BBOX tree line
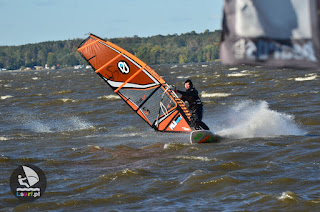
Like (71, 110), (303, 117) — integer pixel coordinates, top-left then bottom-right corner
(0, 29), (221, 70)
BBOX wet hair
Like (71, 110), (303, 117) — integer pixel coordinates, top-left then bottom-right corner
(184, 79), (193, 87)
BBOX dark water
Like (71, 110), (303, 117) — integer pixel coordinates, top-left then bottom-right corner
(0, 63), (319, 211)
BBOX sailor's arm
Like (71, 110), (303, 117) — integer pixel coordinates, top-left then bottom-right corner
(176, 89), (198, 97)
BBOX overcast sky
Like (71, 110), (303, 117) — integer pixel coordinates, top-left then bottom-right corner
(0, 0), (223, 46)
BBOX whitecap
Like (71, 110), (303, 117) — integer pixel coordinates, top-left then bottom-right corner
(98, 95), (121, 100)
(227, 72), (251, 77)
(180, 170), (203, 184)
(122, 168), (138, 175)
(88, 145), (102, 150)
(58, 98), (77, 103)
(177, 75), (190, 79)
(0, 136), (9, 141)
(16, 87), (29, 90)
(201, 92), (231, 98)
(110, 132), (144, 138)
(229, 67), (238, 71)
(277, 191), (299, 201)
(53, 75), (63, 78)
(295, 73), (317, 81)
(163, 143), (189, 149)
(1, 95), (13, 100)
(163, 143), (171, 149)
(176, 156), (218, 162)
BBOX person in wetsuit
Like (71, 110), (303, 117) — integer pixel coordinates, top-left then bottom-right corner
(176, 79), (210, 130)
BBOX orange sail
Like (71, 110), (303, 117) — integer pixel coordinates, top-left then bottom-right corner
(78, 34), (192, 133)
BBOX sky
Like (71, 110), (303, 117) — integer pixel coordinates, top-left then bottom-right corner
(0, 0), (223, 46)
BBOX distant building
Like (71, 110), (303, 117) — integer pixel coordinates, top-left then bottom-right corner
(74, 65), (84, 69)
(34, 66), (44, 70)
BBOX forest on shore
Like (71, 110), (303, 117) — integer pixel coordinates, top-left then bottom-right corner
(0, 29), (221, 70)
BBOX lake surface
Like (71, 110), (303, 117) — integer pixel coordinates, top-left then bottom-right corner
(0, 62), (319, 211)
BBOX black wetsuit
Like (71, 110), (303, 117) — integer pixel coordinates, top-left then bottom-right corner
(177, 87), (210, 130)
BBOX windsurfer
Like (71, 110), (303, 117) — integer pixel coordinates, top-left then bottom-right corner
(176, 79), (210, 130)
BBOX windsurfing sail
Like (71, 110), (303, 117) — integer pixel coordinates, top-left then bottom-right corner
(220, 0), (320, 69)
(77, 34), (192, 133)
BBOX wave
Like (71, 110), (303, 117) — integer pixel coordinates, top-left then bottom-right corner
(1, 95), (13, 100)
(15, 87), (29, 90)
(176, 156), (218, 162)
(98, 95), (121, 100)
(200, 176), (242, 185)
(177, 75), (191, 79)
(108, 132), (145, 138)
(11, 111), (94, 133)
(201, 92), (231, 98)
(58, 98), (77, 103)
(163, 143), (190, 150)
(277, 191), (299, 201)
(51, 90), (74, 95)
(294, 73), (318, 81)
(227, 70), (253, 77)
(0, 136), (9, 141)
(229, 67), (238, 71)
(227, 73), (251, 77)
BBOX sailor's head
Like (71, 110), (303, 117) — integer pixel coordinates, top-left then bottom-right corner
(184, 79), (193, 90)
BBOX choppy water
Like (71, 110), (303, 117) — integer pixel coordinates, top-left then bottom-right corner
(0, 63), (319, 211)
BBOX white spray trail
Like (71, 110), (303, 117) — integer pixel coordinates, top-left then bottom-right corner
(209, 100), (305, 138)
(12, 110), (93, 133)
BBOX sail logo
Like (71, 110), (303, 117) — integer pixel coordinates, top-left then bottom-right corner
(118, 61), (130, 74)
(169, 116), (182, 130)
(10, 164), (47, 202)
(142, 106), (150, 115)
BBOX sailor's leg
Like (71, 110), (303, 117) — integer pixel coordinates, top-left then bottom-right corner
(198, 120), (210, 130)
(192, 108), (202, 130)
(196, 106), (209, 130)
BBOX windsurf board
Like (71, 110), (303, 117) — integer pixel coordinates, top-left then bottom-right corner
(190, 130), (221, 144)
